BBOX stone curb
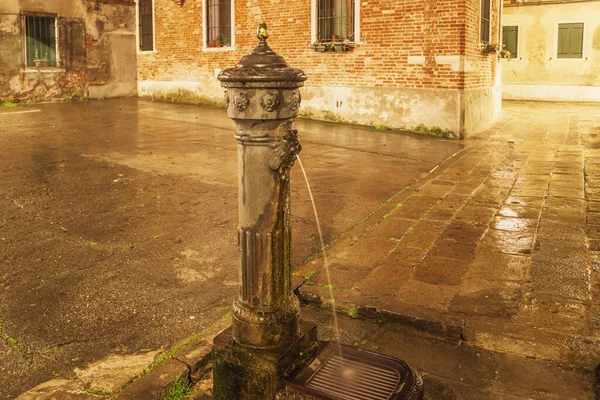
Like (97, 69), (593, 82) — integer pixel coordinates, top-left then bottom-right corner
(297, 285), (600, 372)
(295, 285), (465, 340)
(113, 341), (214, 399)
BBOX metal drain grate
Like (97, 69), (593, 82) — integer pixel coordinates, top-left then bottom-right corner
(306, 354), (400, 400)
(291, 342), (424, 400)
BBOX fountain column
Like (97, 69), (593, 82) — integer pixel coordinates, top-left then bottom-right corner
(212, 23), (318, 399)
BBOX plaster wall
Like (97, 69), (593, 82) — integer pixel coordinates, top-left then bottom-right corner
(138, 79), (462, 137)
(0, 0), (136, 102)
(502, 0), (600, 101)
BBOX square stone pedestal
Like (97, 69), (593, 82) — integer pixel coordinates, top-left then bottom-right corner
(212, 321), (318, 400)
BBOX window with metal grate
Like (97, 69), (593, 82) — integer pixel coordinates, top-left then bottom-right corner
(206, 0), (232, 48)
(139, 0), (154, 51)
(316, 0), (356, 42)
(25, 15), (57, 67)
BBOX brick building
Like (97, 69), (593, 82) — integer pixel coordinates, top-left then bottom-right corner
(137, 0), (503, 138)
(501, 0), (600, 102)
(0, 0), (503, 138)
(0, 0), (137, 102)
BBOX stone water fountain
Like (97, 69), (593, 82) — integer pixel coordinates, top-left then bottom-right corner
(213, 22), (424, 400)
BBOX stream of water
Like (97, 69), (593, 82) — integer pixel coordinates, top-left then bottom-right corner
(296, 155), (342, 345)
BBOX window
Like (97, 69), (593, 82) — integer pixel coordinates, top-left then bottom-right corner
(138, 0), (154, 51)
(557, 23), (583, 59)
(502, 25), (518, 58)
(205, 0), (232, 48)
(25, 15), (57, 67)
(480, 0), (491, 43)
(316, 0), (356, 42)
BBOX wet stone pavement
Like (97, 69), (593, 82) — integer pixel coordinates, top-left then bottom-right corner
(1, 99), (599, 399)
(0, 98), (461, 399)
(295, 101), (600, 398)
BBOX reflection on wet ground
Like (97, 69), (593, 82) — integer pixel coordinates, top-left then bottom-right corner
(295, 101), (600, 397)
(0, 98), (463, 398)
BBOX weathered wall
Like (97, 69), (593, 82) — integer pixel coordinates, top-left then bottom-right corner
(0, 0), (136, 102)
(85, 1), (137, 99)
(138, 0), (501, 138)
(502, 0), (600, 101)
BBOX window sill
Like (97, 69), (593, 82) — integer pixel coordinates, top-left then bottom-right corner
(21, 67), (66, 74)
(203, 46), (236, 52)
(310, 43), (355, 52)
(552, 57), (587, 62)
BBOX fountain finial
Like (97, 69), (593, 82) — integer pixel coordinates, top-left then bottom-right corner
(257, 21), (269, 43)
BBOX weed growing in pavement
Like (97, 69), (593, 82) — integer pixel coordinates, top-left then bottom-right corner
(375, 125), (389, 131)
(348, 306), (359, 319)
(0, 324), (31, 358)
(413, 124), (456, 139)
(162, 375), (191, 400)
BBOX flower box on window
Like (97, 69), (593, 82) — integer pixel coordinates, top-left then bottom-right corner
(312, 43), (329, 52)
(312, 41), (350, 53)
(480, 42), (500, 54)
(332, 43), (349, 52)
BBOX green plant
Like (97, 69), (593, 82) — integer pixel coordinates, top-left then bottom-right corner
(375, 125), (389, 131)
(498, 44), (511, 60)
(413, 124), (456, 139)
(348, 306), (358, 319)
(323, 284), (340, 290)
(216, 34), (230, 46)
(162, 375), (191, 400)
(0, 101), (18, 107)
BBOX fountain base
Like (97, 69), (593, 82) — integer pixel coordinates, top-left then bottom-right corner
(212, 321), (319, 400)
(288, 342), (424, 400)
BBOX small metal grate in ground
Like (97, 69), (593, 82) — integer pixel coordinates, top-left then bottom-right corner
(305, 354), (401, 400)
(291, 342), (423, 400)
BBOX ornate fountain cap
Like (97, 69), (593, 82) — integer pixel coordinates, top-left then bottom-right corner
(218, 22), (307, 85)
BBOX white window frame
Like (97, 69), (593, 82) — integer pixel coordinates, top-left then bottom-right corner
(311, 0), (360, 44)
(479, 0), (492, 44)
(202, 0), (235, 52)
(501, 24), (520, 60)
(23, 13), (61, 69)
(136, 0), (156, 54)
(554, 21), (585, 62)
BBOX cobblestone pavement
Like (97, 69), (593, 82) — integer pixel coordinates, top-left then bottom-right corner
(294, 101), (600, 397)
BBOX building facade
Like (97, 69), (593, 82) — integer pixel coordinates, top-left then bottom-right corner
(502, 0), (600, 102)
(137, 0), (503, 138)
(0, 0), (137, 102)
(0, 0), (504, 138)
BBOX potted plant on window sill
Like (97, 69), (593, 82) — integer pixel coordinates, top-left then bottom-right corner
(312, 42), (329, 52)
(332, 42), (349, 52)
(480, 42), (500, 54)
(33, 49), (49, 68)
(216, 34), (230, 47)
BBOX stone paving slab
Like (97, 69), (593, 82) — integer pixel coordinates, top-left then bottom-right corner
(295, 101), (600, 375)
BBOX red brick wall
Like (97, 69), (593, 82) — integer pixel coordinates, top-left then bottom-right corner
(464, 0), (501, 89)
(138, 0), (500, 91)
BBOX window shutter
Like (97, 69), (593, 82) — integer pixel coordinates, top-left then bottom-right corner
(557, 24), (570, 58)
(569, 23), (583, 58)
(502, 25), (518, 58)
(557, 23), (583, 59)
